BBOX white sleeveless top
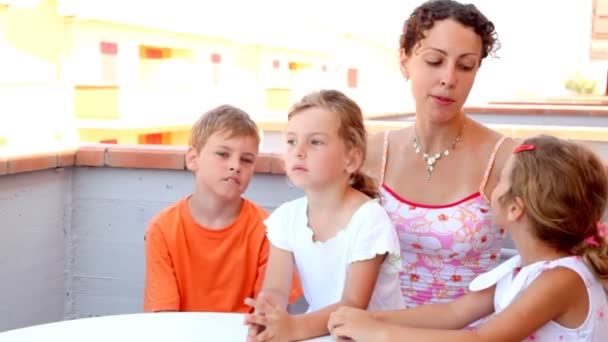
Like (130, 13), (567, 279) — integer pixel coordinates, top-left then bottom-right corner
(470, 255), (608, 341)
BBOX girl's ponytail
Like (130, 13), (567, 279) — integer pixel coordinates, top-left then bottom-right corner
(582, 223), (608, 280)
(351, 171), (379, 199)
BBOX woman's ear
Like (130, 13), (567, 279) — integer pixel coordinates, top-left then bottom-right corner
(399, 48), (410, 80)
(186, 146), (199, 171)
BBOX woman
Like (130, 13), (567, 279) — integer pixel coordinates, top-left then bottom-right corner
(364, 0), (517, 308)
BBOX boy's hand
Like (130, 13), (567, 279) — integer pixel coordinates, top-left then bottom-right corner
(328, 307), (384, 342)
(244, 293), (293, 342)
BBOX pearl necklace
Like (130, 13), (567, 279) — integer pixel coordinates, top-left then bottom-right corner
(413, 123), (465, 180)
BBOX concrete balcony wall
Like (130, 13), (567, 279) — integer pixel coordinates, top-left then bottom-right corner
(0, 169), (72, 332)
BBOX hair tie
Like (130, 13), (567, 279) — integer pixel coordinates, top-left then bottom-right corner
(597, 221), (607, 237)
(584, 235), (601, 248)
(513, 144), (535, 154)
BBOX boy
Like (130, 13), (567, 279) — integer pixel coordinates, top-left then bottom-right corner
(144, 105), (301, 312)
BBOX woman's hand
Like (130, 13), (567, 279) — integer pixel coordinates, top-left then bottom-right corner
(328, 307), (386, 342)
(244, 293), (294, 342)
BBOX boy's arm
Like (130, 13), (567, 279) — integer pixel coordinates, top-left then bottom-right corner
(287, 254), (385, 340)
(143, 224), (180, 312)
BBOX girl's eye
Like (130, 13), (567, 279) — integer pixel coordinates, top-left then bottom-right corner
(311, 139), (324, 146)
(241, 158), (254, 164)
(286, 139), (296, 146)
(426, 60), (441, 66)
(216, 152), (229, 158)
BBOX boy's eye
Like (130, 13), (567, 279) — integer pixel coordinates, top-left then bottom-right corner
(311, 139), (324, 146)
(216, 152), (229, 158)
(286, 139), (296, 146)
(241, 157), (254, 164)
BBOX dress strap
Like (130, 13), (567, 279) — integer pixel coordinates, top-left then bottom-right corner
(379, 131), (390, 186)
(479, 136), (508, 201)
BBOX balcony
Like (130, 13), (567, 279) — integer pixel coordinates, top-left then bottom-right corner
(1, 120), (607, 333)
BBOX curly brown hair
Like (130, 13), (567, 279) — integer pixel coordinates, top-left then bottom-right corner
(400, 0), (499, 62)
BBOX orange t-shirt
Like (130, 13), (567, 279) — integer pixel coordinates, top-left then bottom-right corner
(144, 196), (301, 312)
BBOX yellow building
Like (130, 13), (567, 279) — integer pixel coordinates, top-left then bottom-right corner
(0, 0), (403, 148)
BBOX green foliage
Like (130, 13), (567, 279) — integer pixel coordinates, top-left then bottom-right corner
(564, 73), (598, 95)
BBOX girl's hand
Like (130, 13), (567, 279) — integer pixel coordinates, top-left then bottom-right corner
(328, 307), (384, 342)
(245, 293), (293, 342)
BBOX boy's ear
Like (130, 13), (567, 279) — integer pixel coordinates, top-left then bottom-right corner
(186, 146), (199, 171)
(344, 147), (363, 174)
(507, 196), (526, 222)
(399, 48), (410, 80)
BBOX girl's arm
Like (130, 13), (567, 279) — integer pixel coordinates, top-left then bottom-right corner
(286, 254), (385, 340)
(332, 266), (585, 342)
(256, 244), (295, 308)
(372, 284), (495, 329)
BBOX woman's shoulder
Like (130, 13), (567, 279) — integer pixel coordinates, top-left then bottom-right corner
(363, 130), (388, 177)
(363, 128), (409, 180)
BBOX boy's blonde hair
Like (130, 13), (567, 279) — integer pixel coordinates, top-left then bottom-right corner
(189, 105), (260, 152)
(287, 90), (378, 198)
(501, 135), (608, 279)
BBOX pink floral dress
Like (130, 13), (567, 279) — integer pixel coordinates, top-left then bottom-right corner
(379, 131), (508, 307)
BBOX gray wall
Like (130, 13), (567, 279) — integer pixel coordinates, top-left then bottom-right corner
(0, 169), (71, 331)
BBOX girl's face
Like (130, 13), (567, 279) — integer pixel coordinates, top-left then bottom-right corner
(283, 107), (358, 191)
(490, 155), (515, 229)
(401, 19), (482, 124)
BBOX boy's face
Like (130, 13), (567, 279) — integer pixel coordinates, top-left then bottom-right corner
(186, 130), (258, 202)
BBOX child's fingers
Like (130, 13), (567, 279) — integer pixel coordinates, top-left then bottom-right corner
(244, 297), (257, 309)
(244, 313), (268, 327)
(327, 311), (344, 332)
(254, 328), (275, 342)
(331, 326), (353, 341)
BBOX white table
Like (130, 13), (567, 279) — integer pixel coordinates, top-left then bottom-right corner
(0, 312), (333, 341)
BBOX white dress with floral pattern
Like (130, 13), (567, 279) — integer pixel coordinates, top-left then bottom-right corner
(470, 255), (608, 341)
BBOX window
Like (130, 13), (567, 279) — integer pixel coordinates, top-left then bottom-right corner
(591, 0), (608, 59)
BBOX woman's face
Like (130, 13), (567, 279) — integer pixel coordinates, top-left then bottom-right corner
(401, 18), (482, 124)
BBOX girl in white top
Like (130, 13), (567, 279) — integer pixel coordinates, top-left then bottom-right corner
(244, 90), (404, 341)
(328, 135), (608, 342)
